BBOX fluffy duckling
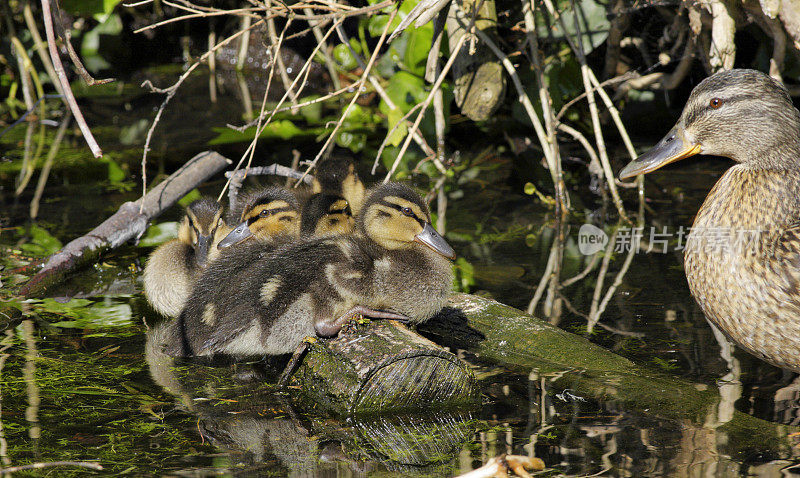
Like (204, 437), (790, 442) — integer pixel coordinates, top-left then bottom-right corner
(312, 157), (366, 215)
(143, 198), (226, 318)
(174, 182), (455, 357)
(299, 193), (354, 237)
(217, 186), (301, 249)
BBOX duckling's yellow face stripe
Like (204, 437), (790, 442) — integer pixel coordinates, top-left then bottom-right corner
(363, 197), (428, 249)
(314, 198), (354, 236)
(245, 200), (300, 239)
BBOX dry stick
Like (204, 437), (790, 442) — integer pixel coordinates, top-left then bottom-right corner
(239, 17), (294, 187)
(50, 0), (115, 86)
(232, 84), (352, 131)
(372, 102), (425, 173)
(19, 151), (230, 297)
(333, 24), (439, 169)
(299, 8), (398, 184)
(133, 8), (264, 33)
(544, 0), (628, 221)
(560, 250), (600, 287)
(31, 112), (72, 220)
(266, 0), (298, 107)
(554, 72), (633, 122)
(454, 14), (557, 185)
(588, 226), (617, 320)
(527, 238), (557, 314)
(0, 462), (103, 473)
(40, 0), (103, 158)
(140, 20), (265, 211)
(218, 17), (343, 200)
(522, 0), (566, 212)
(236, 14), (252, 71)
(587, 231), (637, 333)
(0, 331), (14, 467)
(22, 3), (65, 98)
(304, 7), (341, 91)
(208, 28), (217, 103)
(382, 31), (466, 183)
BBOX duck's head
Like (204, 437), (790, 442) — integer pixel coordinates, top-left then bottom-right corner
(300, 193), (354, 237)
(312, 157), (366, 214)
(620, 69), (800, 179)
(178, 198), (225, 266)
(359, 182), (456, 260)
(218, 187), (300, 249)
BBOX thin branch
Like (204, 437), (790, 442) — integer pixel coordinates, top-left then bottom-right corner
(40, 0), (103, 157)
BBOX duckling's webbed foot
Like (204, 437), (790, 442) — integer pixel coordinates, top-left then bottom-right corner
(314, 306), (410, 337)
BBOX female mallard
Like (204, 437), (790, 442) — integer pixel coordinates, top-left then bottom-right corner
(173, 182), (455, 357)
(143, 198), (227, 317)
(619, 69), (800, 371)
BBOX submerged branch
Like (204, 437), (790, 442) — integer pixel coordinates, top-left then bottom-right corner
(19, 151), (230, 297)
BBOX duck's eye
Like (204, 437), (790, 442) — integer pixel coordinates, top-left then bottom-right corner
(401, 207), (414, 217)
(709, 98), (722, 109)
(259, 209), (271, 217)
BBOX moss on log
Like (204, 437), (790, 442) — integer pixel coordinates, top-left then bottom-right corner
(416, 293), (800, 456)
(294, 320), (478, 416)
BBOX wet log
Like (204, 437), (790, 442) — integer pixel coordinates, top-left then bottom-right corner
(19, 151), (230, 297)
(446, 0), (506, 121)
(293, 320), (478, 416)
(418, 294), (800, 454)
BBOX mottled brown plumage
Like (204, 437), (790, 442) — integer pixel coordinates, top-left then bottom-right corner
(143, 198), (227, 317)
(619, 69), (800, 371)
(172, 182), (455, 357)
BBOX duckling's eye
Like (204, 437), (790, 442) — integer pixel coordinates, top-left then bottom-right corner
(401, 207), (414, 217)
(709, 98), (722, 109)
(259, 209), (271, 217)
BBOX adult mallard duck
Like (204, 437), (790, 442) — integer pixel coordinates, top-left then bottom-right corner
(143, 198), (227, 317)
(172, 182), (456, 357)
(619, 68), (800, 371)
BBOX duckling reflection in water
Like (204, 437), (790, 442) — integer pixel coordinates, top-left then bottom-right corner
(619, 69), (800, 371)
(143, 198), (227, 318)
(173, 182), (455, 357)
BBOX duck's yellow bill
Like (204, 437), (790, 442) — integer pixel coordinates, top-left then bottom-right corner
(619, 126), (702, 179)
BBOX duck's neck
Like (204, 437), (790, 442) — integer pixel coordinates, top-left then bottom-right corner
(693, 164), (800, 232)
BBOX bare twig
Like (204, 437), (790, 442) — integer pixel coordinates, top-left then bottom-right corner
(299, 8), (398, 184)
(40, 0), (103, 157)
(50, 0), (115, 86)
(0, 462), (103, 473)
(31, 111), (72, 219)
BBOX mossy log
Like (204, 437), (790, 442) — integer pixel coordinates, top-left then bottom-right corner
(446, 0), (506, 121)
(293, 320), (478, 416)
(417, 294), (800, 456)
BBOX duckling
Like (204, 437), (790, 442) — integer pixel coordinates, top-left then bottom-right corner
(217, 186), (301, 249)
(174, 182), (455, 357)
(143, 198), (226, 318)
(312, 157), (366, 215)
(299, 193), (354, 237)
(619, 69), (800, 371)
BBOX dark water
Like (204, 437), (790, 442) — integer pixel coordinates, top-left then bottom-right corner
(2, 71), (800, 477)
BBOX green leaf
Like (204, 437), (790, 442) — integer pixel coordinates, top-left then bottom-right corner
(537, 0), (609, 53)
(18, 225), (63, 256)
(209, 120), (321, 145)
(332, 40), (361, 70)
(385, 108), (408, 147)
(178, 189), (203, 208)
(61, 0), (122, 16)
(402, 24), (433, 77)
(106, 157), (125, 183)
(139, 222), (179, 247)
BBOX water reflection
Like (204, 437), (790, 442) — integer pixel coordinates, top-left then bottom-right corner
(145, 320), (476, 475)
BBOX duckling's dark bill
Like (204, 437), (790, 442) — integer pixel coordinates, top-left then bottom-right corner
(619, 125), (702, 179)
(195, 234), (212, 266)
(415, 223), (456, 260)
(217, 221), (252, 249)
